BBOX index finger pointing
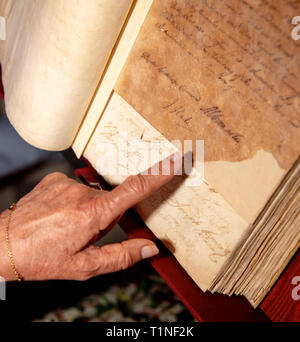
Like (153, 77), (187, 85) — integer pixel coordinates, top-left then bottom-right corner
(97, 152), (182, 226)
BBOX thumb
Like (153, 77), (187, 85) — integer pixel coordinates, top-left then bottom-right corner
(70, 239), (159, 280)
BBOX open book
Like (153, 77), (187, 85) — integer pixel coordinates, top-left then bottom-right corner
(1, 0), (299, 308)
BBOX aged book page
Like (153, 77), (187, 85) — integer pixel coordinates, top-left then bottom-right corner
(115, 0), (300, 223)
(0, 0), (133, 150)
(84, 92), (249, 291)
(210, 157), (300, 307)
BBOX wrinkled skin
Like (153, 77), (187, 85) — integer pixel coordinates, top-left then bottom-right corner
(0, 158), (178, 282)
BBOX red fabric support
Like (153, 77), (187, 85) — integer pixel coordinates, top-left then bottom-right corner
(261, 252), (300, 322)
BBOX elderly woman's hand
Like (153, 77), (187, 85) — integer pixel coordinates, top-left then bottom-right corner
(0, 159), (178, 281)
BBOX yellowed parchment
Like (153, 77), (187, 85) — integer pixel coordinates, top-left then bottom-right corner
(116, 0), (300, 222)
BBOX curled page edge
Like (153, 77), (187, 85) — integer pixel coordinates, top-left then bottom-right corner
(72, 0), (154, 158)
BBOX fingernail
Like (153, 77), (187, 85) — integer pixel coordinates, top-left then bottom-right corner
(141, 245), (159, 259)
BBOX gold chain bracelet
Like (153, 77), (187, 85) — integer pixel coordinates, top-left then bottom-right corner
(1, 203), (23, 281)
